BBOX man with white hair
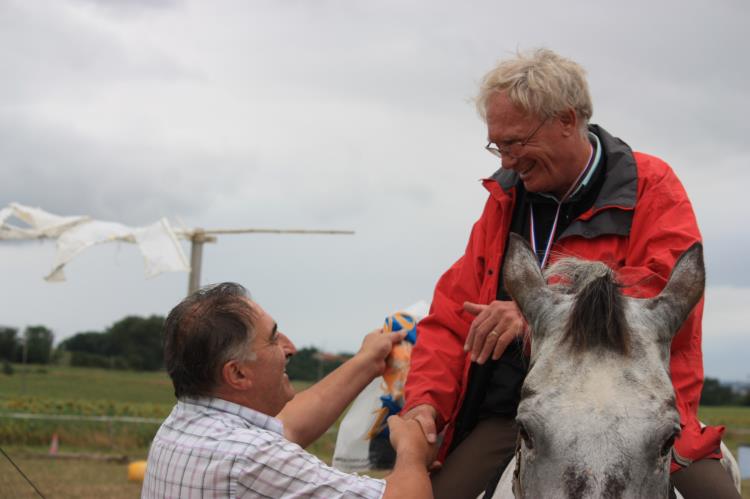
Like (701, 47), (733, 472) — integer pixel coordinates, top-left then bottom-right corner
(403, 49), (738, 498)
(143, 282), (434, 498)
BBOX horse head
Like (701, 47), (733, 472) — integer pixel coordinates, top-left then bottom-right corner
(502, 233), (704, 499)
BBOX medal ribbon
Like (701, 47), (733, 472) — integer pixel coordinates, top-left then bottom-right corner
(529, 144), (594, 268)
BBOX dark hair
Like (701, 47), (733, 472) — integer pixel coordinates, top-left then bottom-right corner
(163, 282), (257, 398)
(564, 266), (630, 356)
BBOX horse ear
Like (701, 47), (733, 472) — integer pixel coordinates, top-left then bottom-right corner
(645, 243), (705, 341)
(503, 233), (547, 319)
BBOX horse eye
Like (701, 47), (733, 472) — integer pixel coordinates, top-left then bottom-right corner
(519, 423), (534, 450)
(659, 431), (678, 458)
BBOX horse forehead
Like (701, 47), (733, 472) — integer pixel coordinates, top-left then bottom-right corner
(522, 354), (674, 416)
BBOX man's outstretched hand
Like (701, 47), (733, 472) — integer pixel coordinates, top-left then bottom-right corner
(355, 328), (407, 378)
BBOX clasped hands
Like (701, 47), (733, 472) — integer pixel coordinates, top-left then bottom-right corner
(463, 299), (527, 365)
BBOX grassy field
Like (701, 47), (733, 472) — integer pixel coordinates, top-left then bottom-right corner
(0, 365), (176, 404)
(1, 365), (748, 498)
(0, 366), (175, 451)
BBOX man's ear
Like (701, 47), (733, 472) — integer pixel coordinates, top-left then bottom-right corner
(221, 360), (253, 391)
(557, 107), (578, 137)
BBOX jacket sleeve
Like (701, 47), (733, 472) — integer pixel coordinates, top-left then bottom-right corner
(620, 154), (722, 471)
(403, 197), (495, 429)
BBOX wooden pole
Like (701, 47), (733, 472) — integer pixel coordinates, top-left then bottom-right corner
(188, 230), (205, 296)
(21, 331), (27, 395)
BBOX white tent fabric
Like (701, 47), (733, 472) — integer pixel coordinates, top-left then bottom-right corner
(1, 203), (190, 282)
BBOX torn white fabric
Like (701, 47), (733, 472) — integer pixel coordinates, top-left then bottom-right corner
(134, 219), (190, 279)
(0, 203), (190, 282)
(44, 220), (137, 282)
(0, 202), (89, 240)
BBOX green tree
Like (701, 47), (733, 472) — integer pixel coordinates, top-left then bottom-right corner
(59, 331), (109, 355)
(59, 330), (114, 367)
(0, 327), (18, 361)
(106, 315), (164, 370)
(286, 347), (349, 381)
(23, 325), (54, 364)
(60, 317), (164, 370)
(700, 377), (739, 406)
(286, 347), (320, 381)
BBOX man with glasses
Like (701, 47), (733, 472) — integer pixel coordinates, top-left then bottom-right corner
(402, 49), (738, 498)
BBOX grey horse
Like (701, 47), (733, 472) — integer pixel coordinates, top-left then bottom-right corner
(486, 234), (740, 499)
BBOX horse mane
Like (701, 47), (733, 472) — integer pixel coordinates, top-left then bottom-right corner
(544, 258), (631, 356)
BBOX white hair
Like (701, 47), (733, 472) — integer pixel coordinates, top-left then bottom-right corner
(476, 48), (593, 133)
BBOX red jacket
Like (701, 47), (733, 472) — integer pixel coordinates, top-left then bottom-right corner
(403, 126), (723, 471)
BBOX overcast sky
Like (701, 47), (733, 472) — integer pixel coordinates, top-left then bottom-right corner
(1, 0), (748, 381)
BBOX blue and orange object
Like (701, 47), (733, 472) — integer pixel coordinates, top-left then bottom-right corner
(367, 312), (417, 439)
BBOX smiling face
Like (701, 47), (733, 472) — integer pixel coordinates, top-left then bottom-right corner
(243, 300), (297, 415)
(485, 91), (588, 198)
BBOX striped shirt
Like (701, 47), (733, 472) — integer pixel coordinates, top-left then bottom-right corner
(142, 397), (385, 498)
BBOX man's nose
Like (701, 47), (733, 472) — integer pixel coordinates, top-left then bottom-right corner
(280, 333), (297, 356)
(501, 154), (520, 169)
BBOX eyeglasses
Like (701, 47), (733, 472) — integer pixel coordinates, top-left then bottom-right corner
(485, 117), (549, 160)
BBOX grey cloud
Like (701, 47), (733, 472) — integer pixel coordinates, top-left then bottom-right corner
(0, 116), (258, 225)
(71, 0), (183, 16)
(0, 1), (199, 103)
(703, 343), (750, 382)
(704, 240), (750, 288)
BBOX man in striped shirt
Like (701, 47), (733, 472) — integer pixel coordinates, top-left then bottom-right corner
(143, 282), (433, 498)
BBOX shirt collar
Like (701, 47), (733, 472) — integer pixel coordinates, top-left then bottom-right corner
(178, 397), (285, 436)
(575, 131), (602, 194)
